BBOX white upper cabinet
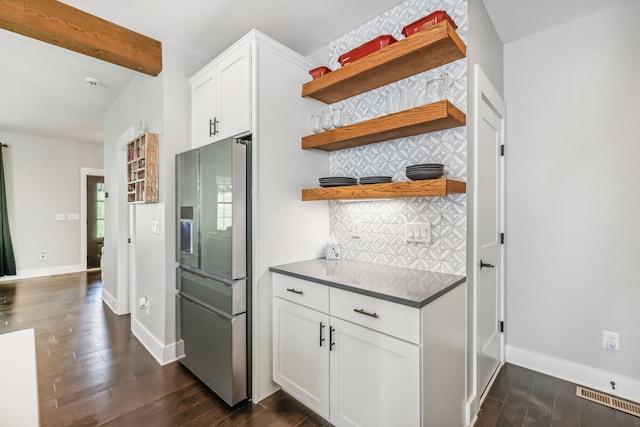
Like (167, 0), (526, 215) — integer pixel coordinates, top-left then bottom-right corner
(191, 43), (251, 147)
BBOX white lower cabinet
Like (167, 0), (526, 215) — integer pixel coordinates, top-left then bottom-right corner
(273, 298), (330, 418)
(272, 275), (421, 427)
(272, 273), (465, 427)
(329, 317), (420, 427)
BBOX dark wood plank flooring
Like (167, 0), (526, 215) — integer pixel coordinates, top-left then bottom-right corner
(0, 272), (330, 426)
(475, 363), (640, 427)
(1, 272), (638, 426)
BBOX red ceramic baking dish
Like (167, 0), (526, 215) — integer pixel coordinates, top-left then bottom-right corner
(401, 10), (458, 38)
(338, 35), (398, 66)
(309, 66), (332, 79)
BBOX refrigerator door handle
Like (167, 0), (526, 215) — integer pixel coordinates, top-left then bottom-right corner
(178, 293), (234, 322)
(179, 265), (245, 287)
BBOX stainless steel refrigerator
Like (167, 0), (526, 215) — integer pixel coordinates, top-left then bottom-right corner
(175, 135), (251, 406)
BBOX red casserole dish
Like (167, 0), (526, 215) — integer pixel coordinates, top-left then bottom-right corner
(401, 10), (458, 37)
(338, 35), (397, 66)
(309, 66), (332, 79)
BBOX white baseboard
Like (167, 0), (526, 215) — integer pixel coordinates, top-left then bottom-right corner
(506, 345), (640, 403)
(465, 394), (477, 427)
(131, 317), (181, 366)
(102, 289), (118, 314)
(0, 264), (83, 281)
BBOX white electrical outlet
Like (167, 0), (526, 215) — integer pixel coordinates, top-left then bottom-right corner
(139, 297), (150, 314)
(602, 330), (620, 351)
(351, 221), (362, 239)
(39, 252), (46, 261)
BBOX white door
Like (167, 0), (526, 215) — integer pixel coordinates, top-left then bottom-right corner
(272, 298), (330, 418)
(329, 317), (420, 427)
(473, 64), (505, 400)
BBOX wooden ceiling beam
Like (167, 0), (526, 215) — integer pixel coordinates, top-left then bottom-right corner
(0, 0), (162, 76)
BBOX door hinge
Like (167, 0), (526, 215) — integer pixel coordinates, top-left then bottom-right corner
(128, 238), (131, 243)
(500, 145), (505, 156)
(500, 321), (504, 333)
(500, 233), (505, 244)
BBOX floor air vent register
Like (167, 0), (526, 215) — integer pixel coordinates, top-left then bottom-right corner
(576, 386), (640, 418)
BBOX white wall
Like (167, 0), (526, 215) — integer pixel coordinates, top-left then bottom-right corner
(468, 0), (503, 96)
(504, 1), (640, 400)
(103, 71), (163, 317)
(103, 41), (202, 362)
(0, 131), (103, 278)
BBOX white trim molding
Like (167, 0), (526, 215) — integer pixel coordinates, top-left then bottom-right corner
(507, 345), (640, 404)
(131, 317), (181, 366)
(0, 264), (82, 281)
(102, 288), (118, 314)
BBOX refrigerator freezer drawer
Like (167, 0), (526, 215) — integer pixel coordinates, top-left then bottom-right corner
(178, 295), (247, 406)
(177, 268), (246, 316)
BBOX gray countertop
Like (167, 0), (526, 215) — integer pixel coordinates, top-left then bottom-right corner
(269, 258), (466, 308)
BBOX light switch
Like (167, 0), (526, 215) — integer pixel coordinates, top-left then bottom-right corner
(151, 219), (160, 234)
(67, 213), (80, 221)
(55, 213), (65, 221)
(405, 223), (430, 244)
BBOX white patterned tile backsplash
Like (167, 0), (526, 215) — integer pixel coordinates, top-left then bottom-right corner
(326, 0), (467, 276)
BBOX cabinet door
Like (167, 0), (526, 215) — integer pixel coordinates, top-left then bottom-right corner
(192, 72), (217, 149)
(273, 298), (329, 418)
(215, 43), (251, 142)
(329, 317), (420, 427)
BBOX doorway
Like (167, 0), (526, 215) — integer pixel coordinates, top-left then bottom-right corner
(80, 168), (105, 271)
(87, 175), (105, 269)
(472, 64), (506, 406)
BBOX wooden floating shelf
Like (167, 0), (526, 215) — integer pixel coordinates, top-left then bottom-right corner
(302, 21), (466, 104)
(302, 100), (465, 152)
(302, 179), (466, 201)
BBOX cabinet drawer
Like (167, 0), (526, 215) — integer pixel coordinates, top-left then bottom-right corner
(330, 287), (420, 344)
(273, 274), (329, 313)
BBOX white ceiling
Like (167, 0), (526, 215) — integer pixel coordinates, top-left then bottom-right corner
(0, 0), (627, 144)
(483, 0), (632, 43)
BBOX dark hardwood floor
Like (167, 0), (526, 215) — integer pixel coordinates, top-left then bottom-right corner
(0, 272), (329, 426)
(1, 272), (638, 426)
(475, 363), (640, 427)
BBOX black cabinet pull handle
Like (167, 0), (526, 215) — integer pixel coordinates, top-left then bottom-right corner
(329, 326), (335, 351)
(354, 308), (378, 318)
(480, 260), (495, 269)
(286, 288), (303, 295)
(319, 322), (325, 347)
(209, 118), (219, 136)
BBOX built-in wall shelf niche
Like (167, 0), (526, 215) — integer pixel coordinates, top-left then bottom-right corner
(301, 21), (466, 104)
(126, 132), (159, 204)
(302, 101), (465, 151)
(302, 179), (466, 201)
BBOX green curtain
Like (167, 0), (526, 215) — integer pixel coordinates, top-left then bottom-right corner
(0, 147), (16, 276)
